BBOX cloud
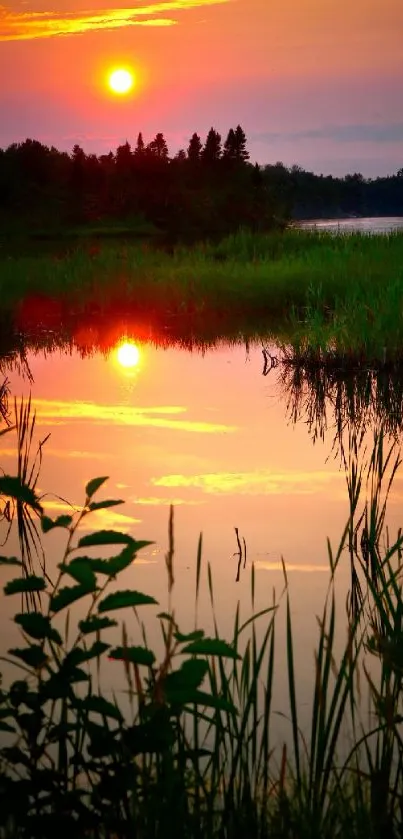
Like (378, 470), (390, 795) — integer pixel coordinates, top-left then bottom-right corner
(134, 496), (203, 506)
(32, 398), (236, 434)
(255, 123), (403, 147)
(0, 0), (228, 41)
(153, 469), (343, 496)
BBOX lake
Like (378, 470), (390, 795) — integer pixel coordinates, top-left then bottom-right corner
(1, 332), (402, 736)
(296, 215), (403, 234)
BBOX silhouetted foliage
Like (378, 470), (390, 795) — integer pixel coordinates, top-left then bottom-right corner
(264, 162), (403, 219)
(1, 128), (401, 243)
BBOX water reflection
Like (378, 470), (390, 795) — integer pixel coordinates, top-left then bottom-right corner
(269, 347), (403, 450)
(1, 329), (403, 615)
(1, 327), (403, 737)
(116, 341), (141, 369)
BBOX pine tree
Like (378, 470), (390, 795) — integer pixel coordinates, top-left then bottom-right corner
(234, 125), (249, 162)
(187, 132), (202, 163)
(223, 128), (237, 161)
(147, 133), (169, 159)
(116, 141), (132, 174)
(201, 128), (222, 164)
(134, 132), (145, 157)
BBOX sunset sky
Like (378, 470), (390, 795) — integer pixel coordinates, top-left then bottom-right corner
(1, 0), (402, 175)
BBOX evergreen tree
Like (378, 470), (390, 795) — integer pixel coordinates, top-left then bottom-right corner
(234, 125), (249, 162)
(187, 132), (202, 163)
(223, 128), (237, 161)
(201, 128), (222, 164)
(116, 141), (132, 174)
(147, 132), (169, 159)
(134, 132), (145, 158)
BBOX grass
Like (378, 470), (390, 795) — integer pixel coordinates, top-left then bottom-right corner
(1, 402), (403, 836)
(1, 228), (403, 363)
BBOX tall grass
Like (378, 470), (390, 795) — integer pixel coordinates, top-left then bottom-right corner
(1, 404), (403, 836)
(1, 229), (403, 362)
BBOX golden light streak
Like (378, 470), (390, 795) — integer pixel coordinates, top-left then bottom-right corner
(153, 469), (343, 495)
(0, 0), (229, 41)
(31, 398), (237, 434)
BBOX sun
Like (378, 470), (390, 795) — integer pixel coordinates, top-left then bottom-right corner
(116, 342), (140, 368)
(108, 68), (134, 95)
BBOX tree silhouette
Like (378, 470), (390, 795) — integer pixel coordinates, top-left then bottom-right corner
(134, 132), (145, 158)
(187, 132), (202, 163)
(202, 128), (222, 164)
(147, 133), (169, 159)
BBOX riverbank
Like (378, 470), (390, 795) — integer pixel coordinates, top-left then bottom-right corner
(1, 229), (403, 363)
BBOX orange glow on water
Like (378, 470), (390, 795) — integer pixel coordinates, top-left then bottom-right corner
(116, 341), (141, 367)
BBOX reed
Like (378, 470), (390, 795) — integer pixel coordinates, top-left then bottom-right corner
(1, 403), (403, 836)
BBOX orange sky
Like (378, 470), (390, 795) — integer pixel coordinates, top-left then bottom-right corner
(1, 0), (402, 173)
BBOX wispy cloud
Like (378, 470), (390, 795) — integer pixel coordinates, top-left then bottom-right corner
(153, 469), (342, 495)
(0, 0), (227, 41)
(33, 398), (236, 435)
(134, 496), (203, 506)
(0, 446), (111, 460)
(255, 123), (403, 146)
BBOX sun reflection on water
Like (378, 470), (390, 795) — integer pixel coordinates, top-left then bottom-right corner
(116, 341), (141, 369)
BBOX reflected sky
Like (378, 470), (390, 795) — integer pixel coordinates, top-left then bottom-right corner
(0, 338), (355, 587)
(2, 335), (403, 723)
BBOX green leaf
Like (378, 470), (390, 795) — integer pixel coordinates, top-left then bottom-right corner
(88, 500), (124, 511)
(58, 558), (97, 588)
(87, 720), (118, 757)
(14, 613), (62, 644)
(164, 660), (208, 703)
(185, 690), (237, 713)
(98, 590), (158, 612)
(174, 630), (205, 643)
(89, 543), (153, 578)
(0, 557), (22, 567)
(77, 530), (135, 548)
(4, 576), (46, 596)
(79, 616), (118, 635)
(181, 638), (241, 659)
(82, 695), (123, 722)
(50, 583), (96, 613)
(109, 646), (155, 667)
(66, 641), (110, 666)
(9, 646), (48, 669)
(41, 514), (73, 533)
(85, 476), (109, 499)
(0, 476), (42, 512)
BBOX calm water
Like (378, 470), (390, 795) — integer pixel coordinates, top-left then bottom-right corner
(297, 215), (403, 234)
(1, 338), (402, 730)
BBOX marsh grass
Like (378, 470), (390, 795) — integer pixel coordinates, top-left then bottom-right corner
(1, 404), (403, 836)
(1, 229), (403, 363)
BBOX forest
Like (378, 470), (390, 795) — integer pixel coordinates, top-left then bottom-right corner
(0, 126), (402, 241)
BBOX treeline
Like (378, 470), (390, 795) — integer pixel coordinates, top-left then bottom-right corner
(0, 128), (282, 240)
(265, 162), (403, 219)
(0, 130), (402, 241)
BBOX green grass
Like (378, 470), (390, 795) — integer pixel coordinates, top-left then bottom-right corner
(1, 402), (403, 836)
(1, 229), (403, 363)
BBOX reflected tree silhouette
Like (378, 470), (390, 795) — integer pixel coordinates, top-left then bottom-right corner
(265, 346), (403, 623)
